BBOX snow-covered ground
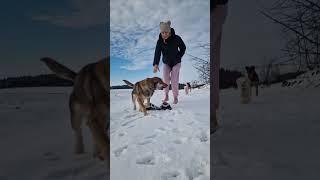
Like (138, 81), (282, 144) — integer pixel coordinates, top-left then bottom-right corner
(213, 73), (320, 179)
(0, 87), (108, 180)
(2, 70), (319, 180)
(110, 87), (210, 180)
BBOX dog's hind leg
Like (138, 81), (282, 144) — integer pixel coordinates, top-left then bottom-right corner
(137, 97), (147, 115)
(70, 100), (85, 154)
(255, 84), (258, 96)
(87, 108), (109, 161)
(132, 93), (137, 110)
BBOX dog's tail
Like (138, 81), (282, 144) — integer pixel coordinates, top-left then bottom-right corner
(123, 80), (134, 88)
(40, 57), (77, 81)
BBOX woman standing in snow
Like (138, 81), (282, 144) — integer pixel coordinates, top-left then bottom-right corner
(153, 20), (186, 104)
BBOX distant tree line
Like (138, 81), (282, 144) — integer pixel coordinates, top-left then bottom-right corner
(0, 74), (73, 89)
(0, 68), (304, 90)
(219, 68), (242, 89)
(0, 70), (243, 90)
(111, 83), (188, 90)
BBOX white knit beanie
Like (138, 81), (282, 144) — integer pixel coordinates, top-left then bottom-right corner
(160, 20), (171, 33)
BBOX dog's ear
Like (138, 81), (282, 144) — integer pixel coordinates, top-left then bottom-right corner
(245, 66), (249, 71)
(251, 66), (255, 70)
(152, 77), (159, 87)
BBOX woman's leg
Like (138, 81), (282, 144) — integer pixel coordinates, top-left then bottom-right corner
(213, 33), (222, 110)
(171, 63), (181, 104)
(211, 5), (228, 132)
(163, 64), (171, 101)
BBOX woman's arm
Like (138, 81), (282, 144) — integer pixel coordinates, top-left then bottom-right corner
(153, 40), (161, 66)
(177, 36), (186, 58)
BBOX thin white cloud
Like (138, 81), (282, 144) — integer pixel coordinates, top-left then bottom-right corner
(110, 0), (210, 81)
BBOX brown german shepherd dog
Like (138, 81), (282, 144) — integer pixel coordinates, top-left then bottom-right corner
(123, 77), (167, 115)
(245, 66), (259, 96)
(40, 57), (109, 166)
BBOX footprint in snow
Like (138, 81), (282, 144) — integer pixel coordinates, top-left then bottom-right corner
(199, 131), (208, 142)
(136, 154), (155, 165)
(185, 156), (210, 180)
(173, 137), (188, 145)
(177, 109), (183, 114)
(172, 128), (182, 133)
(145, 134), (157, 139)
(110, 130), (116, 135)
(118, 132), (126, 137)
(151, 113), (163, 119)
(161, 171), (180, 180)
(187, 121), (195, 126)
(155, 127), (167, 133)
(121, 119), (136, 127)
(123, 113), (138, 119)
(113, 145), (128, 157)
(127, 125), (135, 129)
(137, 139), (153, 145)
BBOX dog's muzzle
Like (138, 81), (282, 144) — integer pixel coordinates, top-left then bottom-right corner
(157, 83), (168, 90)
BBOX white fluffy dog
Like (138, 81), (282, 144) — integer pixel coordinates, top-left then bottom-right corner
(236, 75), (252, 104)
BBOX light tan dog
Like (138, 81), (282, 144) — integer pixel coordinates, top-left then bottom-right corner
(184, 82), (191, 95)
(41, 57), (109, 164)
(123, 77), (167, 115)
(236, 74), (252, 104)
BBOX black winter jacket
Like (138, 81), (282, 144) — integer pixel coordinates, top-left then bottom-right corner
(153, 28), (186, 68)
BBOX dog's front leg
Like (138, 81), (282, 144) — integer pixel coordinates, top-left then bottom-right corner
(146, 98), (151, 108)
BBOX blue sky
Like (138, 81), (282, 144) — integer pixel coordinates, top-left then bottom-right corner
(110, 0), (210, 86)
(0, 0), (107, 78)
(111, 56), (159, 86)
(0, 0), (286, 83)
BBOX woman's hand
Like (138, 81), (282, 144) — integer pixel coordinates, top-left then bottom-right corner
(153, 65), (159, 73)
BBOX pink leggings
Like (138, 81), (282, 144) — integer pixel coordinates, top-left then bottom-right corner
(163, 63), (181, 98)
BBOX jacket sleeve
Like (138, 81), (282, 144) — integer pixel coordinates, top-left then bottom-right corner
(177, 36), (186, 58)
(153, 39), (161, 66)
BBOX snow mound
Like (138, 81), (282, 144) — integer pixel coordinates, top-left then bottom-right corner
(281, 67), (320, 88)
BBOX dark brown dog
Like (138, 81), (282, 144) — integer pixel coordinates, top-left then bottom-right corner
(40, 57), (109, 165)
(245, 66), (259, 96)
(123, 77), (167, 115)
